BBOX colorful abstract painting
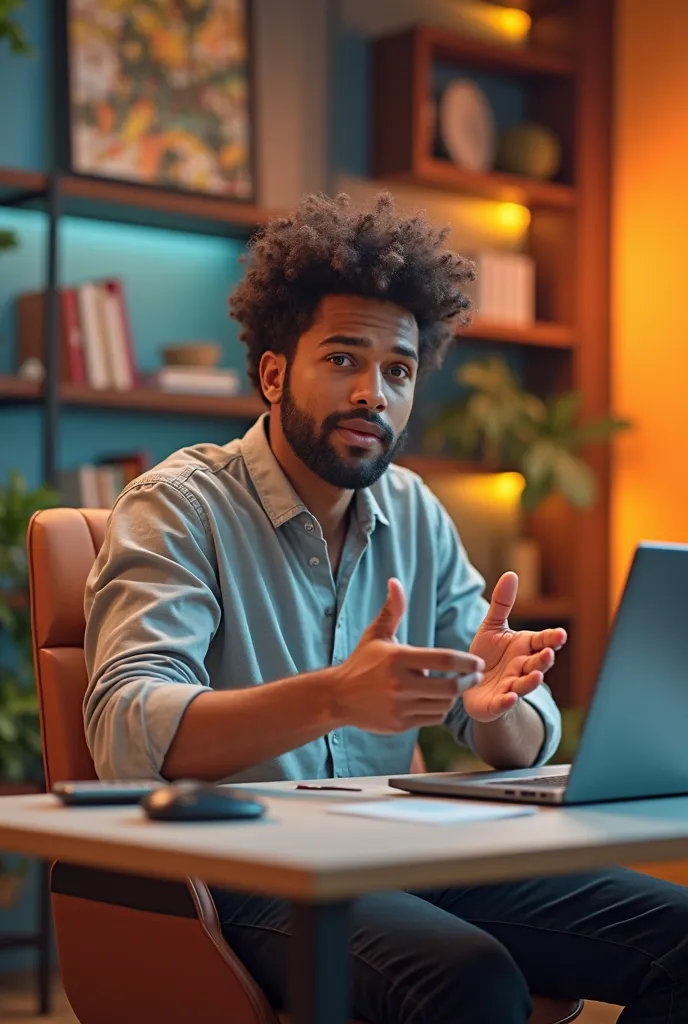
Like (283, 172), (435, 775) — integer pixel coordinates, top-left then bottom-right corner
(65, 0), (254, 200)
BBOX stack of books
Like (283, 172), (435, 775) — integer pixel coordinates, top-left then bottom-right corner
(466, 250), (536, 327)
(17, 279), (137, 390)
(59, 451), (150, 509)
(146, 365), (241, 396)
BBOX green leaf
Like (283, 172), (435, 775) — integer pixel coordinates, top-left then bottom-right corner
(571, 416), (633, 448)
(521, 440), (559, 485)
(0, 0), (32, 55)
(521, 475), (554, 512)
(552, 449), (597, 508)
(548, 391), (581, 435)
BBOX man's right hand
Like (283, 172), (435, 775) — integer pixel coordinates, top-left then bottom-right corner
(330, 578), (484, 734)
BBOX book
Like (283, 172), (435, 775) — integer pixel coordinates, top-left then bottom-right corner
(466, 250), (536, 326)
(16, 279), (139, 390)
(148, 366), (240, 395)
(16, 288), (86, 383)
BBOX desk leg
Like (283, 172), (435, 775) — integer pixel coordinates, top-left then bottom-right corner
(289, 900), (351, 1024)
(37, 860), (52, 1015)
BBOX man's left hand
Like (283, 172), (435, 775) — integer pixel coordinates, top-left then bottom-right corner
(464, 572), (567, 724)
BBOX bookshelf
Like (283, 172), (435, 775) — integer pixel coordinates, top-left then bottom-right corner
(0, 164), (275, 486)
(372, 0), (613, 706)
(0, 375), (265, 419)
(0, 167), (273, 238)
(460, 320), (575, 349)
(380, 158), (576, 208)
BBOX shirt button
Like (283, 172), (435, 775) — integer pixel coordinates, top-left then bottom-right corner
(331, 733), (339, 745)
(324, 607), (334, 617)
(308, 556), (320, 567)
(304, 521), (314, 532)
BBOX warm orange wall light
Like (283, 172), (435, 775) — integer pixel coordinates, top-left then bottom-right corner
(612, 1), (688, 609)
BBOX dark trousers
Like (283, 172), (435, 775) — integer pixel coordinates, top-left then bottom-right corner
(211, 867), (688, 1023)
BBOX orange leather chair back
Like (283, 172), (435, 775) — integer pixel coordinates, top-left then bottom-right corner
(27, 507), (108, 788)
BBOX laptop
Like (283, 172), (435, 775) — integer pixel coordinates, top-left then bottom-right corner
(390, 542), (688, 806)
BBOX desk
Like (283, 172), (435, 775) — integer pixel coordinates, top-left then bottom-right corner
(2, 777), (688, 1023)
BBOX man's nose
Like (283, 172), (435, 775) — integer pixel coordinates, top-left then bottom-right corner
(350, 369), (387, 412)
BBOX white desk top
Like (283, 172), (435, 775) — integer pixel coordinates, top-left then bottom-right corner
(1, 777), (688, 900)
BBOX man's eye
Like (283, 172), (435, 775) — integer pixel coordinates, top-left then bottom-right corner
(328, 354), (353, 367)
(388, 364), (410, 379)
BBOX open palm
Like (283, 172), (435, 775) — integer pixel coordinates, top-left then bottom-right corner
(464, 572), (567, 723)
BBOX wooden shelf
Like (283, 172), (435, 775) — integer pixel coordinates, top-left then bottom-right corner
(460, 320), (575, 349)
(511, 597), (573, 621)
(0, 376), (41, 400)
(0, 376), (265, 419)
(418, 25), (576, 79)
(0, 167), (274, 238)
(386, 157), (576, 209)
(0, 167), (47, 204)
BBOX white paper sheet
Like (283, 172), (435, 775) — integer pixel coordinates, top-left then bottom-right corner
(328, 798), (537, 825)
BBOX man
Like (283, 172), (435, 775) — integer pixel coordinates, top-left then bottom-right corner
(84, 193), (688, 1023)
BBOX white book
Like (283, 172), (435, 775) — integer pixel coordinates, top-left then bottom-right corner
(101, 285), (134, 390)
(156, 377), (240, 395)
(78, 283), (111, 389)
(79, 465), (101, 508)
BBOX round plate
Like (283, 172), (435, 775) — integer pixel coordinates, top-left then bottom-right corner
(439, 79), (496, 173)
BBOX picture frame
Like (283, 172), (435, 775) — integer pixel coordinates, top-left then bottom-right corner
(55, 0), (256, 203)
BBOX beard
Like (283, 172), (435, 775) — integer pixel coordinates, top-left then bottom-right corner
(280, 371), (408, 489)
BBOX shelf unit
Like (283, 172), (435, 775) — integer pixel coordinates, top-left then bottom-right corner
(373, 1), (613, 706)
(0, 167), (273, 238)
(380, 158), (576, 208)
(0, 374), (265, 419)
(0, 164), (274, 483)
(459, 320), (575, 349)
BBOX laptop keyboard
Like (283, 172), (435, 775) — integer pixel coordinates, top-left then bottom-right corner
(487, 773), (570, 788)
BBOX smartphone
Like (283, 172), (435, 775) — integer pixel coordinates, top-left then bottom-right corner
(53, 780), (160, 806)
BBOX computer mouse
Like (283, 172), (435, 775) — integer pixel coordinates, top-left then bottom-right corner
(141, 781), (266, 822)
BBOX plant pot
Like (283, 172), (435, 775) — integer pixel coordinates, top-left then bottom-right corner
(507, 536), (542, 601)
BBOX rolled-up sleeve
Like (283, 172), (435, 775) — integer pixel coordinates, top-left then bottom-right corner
(431, 495), (562, 767)
(83, 478), (221, 779)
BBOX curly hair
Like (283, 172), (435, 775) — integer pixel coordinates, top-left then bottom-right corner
(229, 192), (475, 394)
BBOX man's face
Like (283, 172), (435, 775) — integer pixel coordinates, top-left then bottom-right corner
(277, 295), (419, 489)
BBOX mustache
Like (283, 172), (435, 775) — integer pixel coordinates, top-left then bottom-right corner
(323, 410), (396, 448)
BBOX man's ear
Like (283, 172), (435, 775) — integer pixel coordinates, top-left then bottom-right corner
(259, 351), (287, 404)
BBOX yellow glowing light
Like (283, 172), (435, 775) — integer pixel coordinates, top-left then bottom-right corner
(490, 471), (526, 503)
(494, 8), (532, 43)
(458, 4), (532, 46)
(494, 203), (532, 233)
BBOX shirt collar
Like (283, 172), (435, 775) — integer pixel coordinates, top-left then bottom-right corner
(239, 413), (390, 531)
(240, 414), (306, 528)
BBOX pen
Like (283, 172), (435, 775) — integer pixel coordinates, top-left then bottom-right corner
(295, 784), (363, 792)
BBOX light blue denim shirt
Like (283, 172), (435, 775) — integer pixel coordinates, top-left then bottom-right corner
(83, 414), (561, 782)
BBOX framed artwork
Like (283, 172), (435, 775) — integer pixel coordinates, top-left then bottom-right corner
(56, 0), (255, 202)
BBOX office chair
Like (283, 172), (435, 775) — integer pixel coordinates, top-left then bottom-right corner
(27, 506), (583, 1024)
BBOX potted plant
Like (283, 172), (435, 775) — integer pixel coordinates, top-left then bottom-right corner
(0, 471), (58, 906)
(425, 356), (632, 511)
